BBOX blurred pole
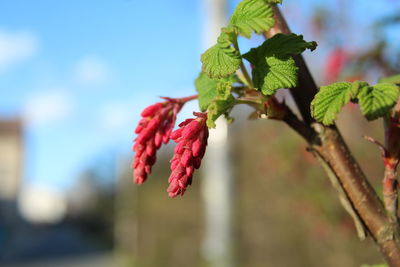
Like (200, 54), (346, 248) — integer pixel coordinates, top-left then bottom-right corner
(201, 1), (235, 267)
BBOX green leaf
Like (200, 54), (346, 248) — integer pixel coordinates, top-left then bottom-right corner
(252, 56), (298, 95)
(194, 71), (237, 128)
(266, 0), (282, 3)
(195, 73), (218, 111)
(195, 72), (237, 111)
(200, 28), (241, 79)
(311, 82), (362, 125)
(201, 44), (241, 78)
(217, 27), (238, 48)
(207, 97), (235, 128)
(216, 80), (235, 100)
(358, 83), (399, 120)
(229, 0), (275, 38)
(243, 33), (317, 95)
(245, 33), (317, 60)
(206, 77), (236, 128)
(379, 74), (400, 85)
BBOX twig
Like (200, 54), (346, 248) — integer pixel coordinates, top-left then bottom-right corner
(364, 135), (387, 158)
(266, 5), (400, 266)
(364, 134), (399, 223)
(383, 163), (399, 224)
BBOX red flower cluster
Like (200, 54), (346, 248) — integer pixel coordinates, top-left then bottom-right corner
(167, 112), (208, 197)
(324, 47), (348, 83)
(133, 97), (184, 184)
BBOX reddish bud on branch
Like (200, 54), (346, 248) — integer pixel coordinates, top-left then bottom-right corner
(167, 112), (208, 198)
(132, 96), (197, 184)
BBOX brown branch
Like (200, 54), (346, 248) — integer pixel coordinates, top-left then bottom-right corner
(383, 163), (399, 224)
(313, 127), (400, 266)
(267, 5), (400, 266)
(364, 134), (399, 222)
(383, 113), (400, 224)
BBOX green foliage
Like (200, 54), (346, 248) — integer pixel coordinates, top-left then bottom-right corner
(311, 81), (399, 124)
(201, 43), (241, 79)
(195, 72), (237, 112)
(200, 0), (281, 79)
(358, 83), (399, 120)
(195, 73), (219, 111)
(195, 72), (237, 128)
(206, 80), (236, 128)
(379, 74), (400, 84)
(206, 97), (235, 128)
(229, 0), (275, 38)
(311, 82), (360, 125)
(266, 0), (282, 3)
(217, 27), (238, 48)
(255, 56), (298, 95)
(200, 27), (242, 79)
(243, 33), (317, 95)
(259, 33), (317, 56)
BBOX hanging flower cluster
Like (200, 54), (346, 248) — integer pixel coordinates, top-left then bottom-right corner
(132, 97), (184, 184)
(168, 112), (208, 197)
(132, 96), (208, 197)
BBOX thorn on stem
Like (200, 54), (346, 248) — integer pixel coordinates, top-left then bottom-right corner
(363, 135), (388, 158)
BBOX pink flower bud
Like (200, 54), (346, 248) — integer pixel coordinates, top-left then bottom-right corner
(154, 132), (163, 148)
(132, 98), (185, 184)
(134, 124), (143, 134)
(191, 139), (202, 157)
(186, 166), (194, 177)
(141, 102), (163, 117)
(178, 118), (194, 127)
(174, 141), (185, 154)
(193, 157), (201, 169)
(167, 181), (181, 197)
(170, 128), (183, 140)
(181, 149), (193, 167)
(167, 112), (209, 197)
(182, 120), (201, 140)
(170, 157), (180, 171)
(145, 142), (154, 156)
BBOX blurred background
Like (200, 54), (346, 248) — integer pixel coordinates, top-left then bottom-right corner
(0, 0), (399, 266)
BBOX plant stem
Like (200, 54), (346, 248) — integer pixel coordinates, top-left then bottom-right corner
(239, 61), (253, 88)
(383, 113), (400, 224)
(235, 99), (262, 107)
(177, 95), (198, 103)
(383, 162), (399, 224)
(232, 39), (254, 88)
(267, 5), (400, 266)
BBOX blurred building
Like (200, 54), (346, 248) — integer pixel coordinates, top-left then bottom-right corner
(0, 119), (23, 201)
(0, 119), (23, 227)
(0, 119), (24, 261)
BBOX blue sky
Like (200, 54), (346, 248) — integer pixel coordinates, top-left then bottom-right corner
(0, 0), (203, 190)
(0, 0), (399, 191)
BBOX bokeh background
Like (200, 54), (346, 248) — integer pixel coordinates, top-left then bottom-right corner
(0, 0), (400, 266)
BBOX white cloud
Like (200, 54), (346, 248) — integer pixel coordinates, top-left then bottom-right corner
(100, 102), (133, 131)
(23, 89), (73, 127)
(0, 29), (39, 72)
(74, 56), (110, 86)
